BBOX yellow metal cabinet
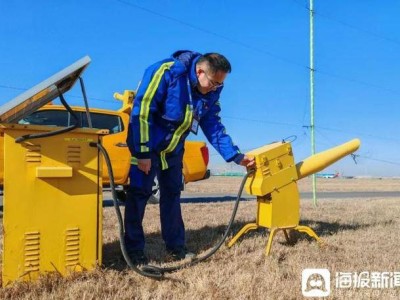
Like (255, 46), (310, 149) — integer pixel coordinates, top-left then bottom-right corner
(1, 124), (106, 286)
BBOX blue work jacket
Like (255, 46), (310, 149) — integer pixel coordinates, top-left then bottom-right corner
(127, 50), (243, 170)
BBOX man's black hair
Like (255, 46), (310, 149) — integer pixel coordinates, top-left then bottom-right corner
(197, 53), (232, 74)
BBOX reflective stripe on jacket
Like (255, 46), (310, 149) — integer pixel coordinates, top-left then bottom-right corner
(127, 50), (242, 169)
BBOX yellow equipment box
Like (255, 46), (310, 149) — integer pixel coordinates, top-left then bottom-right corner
(244, 142), (300, 229)
(0, 56), (107, 286)
(1, 124), (105, 285)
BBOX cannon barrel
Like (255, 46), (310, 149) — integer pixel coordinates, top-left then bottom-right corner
(295, 139), (361, 179)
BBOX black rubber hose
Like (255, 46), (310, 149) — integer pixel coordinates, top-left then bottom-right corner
(94, 140), (254, 277)
(92, 142), (163, 279)
(151, 168), (254, 274)
(15, 92), (80, 143)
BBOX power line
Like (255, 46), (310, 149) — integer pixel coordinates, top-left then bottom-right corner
(288, 0), (400, 96)
(317, 69), (400, 97)
(289, 0), (309, 10)
(115, 0), (400, 99)
(224, 115), (400, 144)
(223, 116), (299, 128)
(115, 0), (308, 70)
(1, 81), (399, 145)
(314, 128), (339, 148)
(315, 11), (400, 47)
(315, 125), (400, 143)
(314, 129), (400, 166)
(289, 0), (400, 47)
(357, 155), (400, 166)
(209, 141), (400, 167)
(3, 2), (400, 107)
(0, 84), (26, 92)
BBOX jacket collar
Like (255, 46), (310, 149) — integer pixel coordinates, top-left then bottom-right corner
(171, 50), (222, 101)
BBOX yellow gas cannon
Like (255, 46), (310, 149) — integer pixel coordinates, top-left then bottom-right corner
(228, 139), (361, 256)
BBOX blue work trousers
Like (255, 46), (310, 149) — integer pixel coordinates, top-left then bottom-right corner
(124, 157), (185, 251)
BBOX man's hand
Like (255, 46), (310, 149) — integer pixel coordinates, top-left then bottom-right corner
(239, 155), (255, 168)
(137, 158), (151, 174)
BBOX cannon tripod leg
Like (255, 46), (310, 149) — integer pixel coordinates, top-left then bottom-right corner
(264, 227), (293, 255)
(228, 223), (323, 256)
(265, 225), (323, 255)
(294, 225), (323, 245)
(265, 227), (279, 256)
(227, 223), (258, 248)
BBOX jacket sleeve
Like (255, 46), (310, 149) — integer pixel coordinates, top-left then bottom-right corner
(128, 62), (172, 159)
(199, 100), (243, 163)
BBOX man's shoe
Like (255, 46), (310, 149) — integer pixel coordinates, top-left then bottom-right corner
(124, 250), (149, 266)
(166, 247), (196, 261)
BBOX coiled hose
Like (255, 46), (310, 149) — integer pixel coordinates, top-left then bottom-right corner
(93, 142), (254, 279)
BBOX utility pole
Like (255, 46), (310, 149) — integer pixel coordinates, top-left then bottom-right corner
(309, 0), (317, 205)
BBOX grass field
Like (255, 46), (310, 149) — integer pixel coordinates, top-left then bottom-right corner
(1, 177), (400, 299)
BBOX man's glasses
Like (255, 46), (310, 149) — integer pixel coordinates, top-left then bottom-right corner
(203, 71), (224, 88)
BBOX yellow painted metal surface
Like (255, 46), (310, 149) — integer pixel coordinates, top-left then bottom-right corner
(1, 124), (104, 286)
(0, 131), (3, 187)
(245, 142), (298, 196)
(0, 101), (209, 187)
(182, 141), (208, 183)
(244, 141), (300, 229)
(36, 166), (73, 178)
(229, 139), (361, 256)
(296, 138), (360, 179)
(256, 183), (300, 228)
(114, 90), (135, 114)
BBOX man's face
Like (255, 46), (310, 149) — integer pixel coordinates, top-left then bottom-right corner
(196, 64), (227, 95)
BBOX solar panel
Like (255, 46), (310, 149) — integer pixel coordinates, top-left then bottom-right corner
(0, 56), (91, 123)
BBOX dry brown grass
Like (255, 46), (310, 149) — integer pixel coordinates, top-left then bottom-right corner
(1, 177), (400, 299)
(184, 176), (400, 194)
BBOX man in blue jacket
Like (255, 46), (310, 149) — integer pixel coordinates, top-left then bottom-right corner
(125, 50), (254, 264)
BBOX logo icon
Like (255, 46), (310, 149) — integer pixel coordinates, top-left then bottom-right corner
(302, 268), (331, 297)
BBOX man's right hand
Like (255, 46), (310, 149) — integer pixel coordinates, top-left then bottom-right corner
(137, 158), (151, 175)
(239, 155), (255, 169)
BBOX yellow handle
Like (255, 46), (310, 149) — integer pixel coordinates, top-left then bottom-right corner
(36, 166), (73, 178)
